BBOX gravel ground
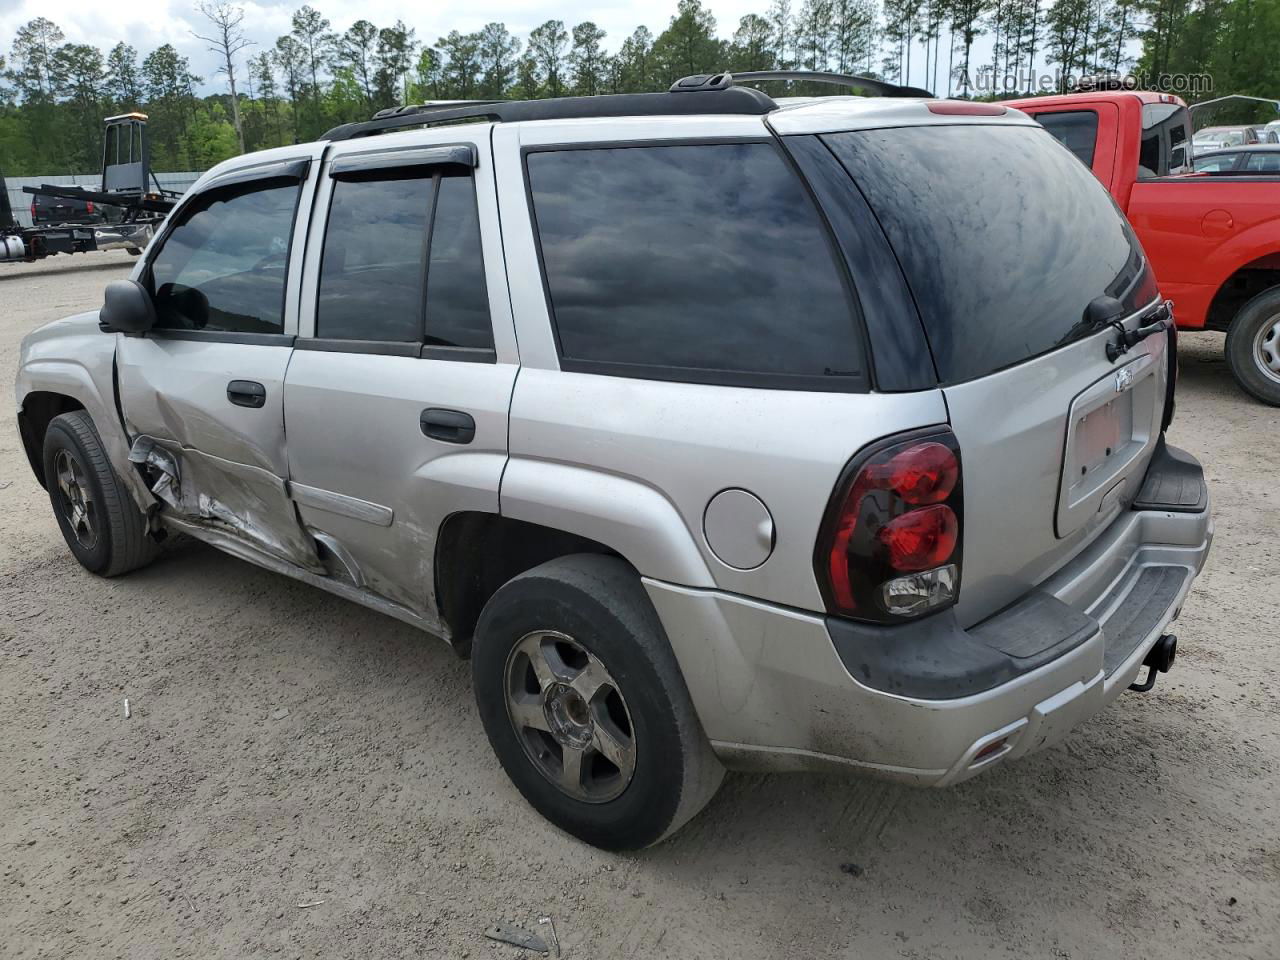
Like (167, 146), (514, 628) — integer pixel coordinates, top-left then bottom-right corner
(2, 251), (1277, 960)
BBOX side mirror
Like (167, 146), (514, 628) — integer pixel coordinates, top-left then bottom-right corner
(100, 279), (156, 334)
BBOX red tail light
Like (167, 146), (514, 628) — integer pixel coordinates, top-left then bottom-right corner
(816, 429), (963, 622)
(30, 202), (36, 219)
(86, 201), (94, 214)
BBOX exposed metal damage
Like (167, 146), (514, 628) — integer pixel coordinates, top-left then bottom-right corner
(127, 434), (325, 574)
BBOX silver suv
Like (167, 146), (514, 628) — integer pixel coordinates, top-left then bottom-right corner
(15, 74), (1213, 849)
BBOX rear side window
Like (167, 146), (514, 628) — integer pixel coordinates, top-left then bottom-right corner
(1140, 103), (1193, 178)
(316, 171), (492, 349)
(526, 142), (865, 390)
(1194, 153), (1240, 172)
(824, 125), (1157, 385)
(317, 175), (432, 341)
(424, 176), (492, 348)
(1034, 110), (1098, 167)
(1246, 152), (1280, 172)
(149, 181), (301, 334)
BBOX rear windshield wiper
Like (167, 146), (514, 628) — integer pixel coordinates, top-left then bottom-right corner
(1069, 295), (1170, 362)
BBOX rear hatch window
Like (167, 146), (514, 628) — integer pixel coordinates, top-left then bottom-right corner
(822, 125), (1157, 384)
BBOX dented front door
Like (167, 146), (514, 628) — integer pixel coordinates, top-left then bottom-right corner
(116, 154), (322, 569)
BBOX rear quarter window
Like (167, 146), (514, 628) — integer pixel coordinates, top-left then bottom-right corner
(823, 124), (1157, 385)
(1032, 110), (1099, 167)
(525, 141), (867, 391)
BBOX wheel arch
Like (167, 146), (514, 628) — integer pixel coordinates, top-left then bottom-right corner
(17, 391), (86, 488)
(1205, 251), (1280, 332)
(434, 512), (626, 654)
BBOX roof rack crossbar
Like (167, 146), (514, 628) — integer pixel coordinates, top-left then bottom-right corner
(321, 87), (777, 141)
(322, 70), (935, 142)
(719, 70), (934, 99)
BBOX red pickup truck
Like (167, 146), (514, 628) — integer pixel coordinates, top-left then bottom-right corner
(1007, 90), (1280, 405)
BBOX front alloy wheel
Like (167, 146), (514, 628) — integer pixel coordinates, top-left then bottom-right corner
(53, 448), (99, 551)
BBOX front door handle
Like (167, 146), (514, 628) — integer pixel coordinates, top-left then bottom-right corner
(420, 408), (475, 444)
(227, 380), (267, 408)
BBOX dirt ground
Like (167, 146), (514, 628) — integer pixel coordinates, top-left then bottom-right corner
(1, 250), (1277, 960)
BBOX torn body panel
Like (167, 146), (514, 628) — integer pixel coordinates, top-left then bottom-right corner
(129, 435), (323, 572)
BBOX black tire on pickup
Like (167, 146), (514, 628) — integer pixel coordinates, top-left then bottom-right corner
(1225, 286), (1280, 406)
(471, 554), (723, 849)
(42, 411), (157, 576)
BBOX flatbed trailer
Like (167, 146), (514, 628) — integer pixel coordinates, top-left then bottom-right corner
(2, 113), (178, 264)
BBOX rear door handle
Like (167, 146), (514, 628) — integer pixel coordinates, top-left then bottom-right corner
(227, 380), (267, 408)
(420, 408), (475, 444)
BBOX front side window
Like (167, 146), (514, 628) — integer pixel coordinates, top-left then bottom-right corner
(526, 142), (864, 389)
(1034, 110), (1099, 167)
(149, 180), (301, 333)
(316, 170), (492, 349)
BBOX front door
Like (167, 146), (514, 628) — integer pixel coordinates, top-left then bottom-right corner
(116, 156), (322, 569)
(282, 133), (517, 620)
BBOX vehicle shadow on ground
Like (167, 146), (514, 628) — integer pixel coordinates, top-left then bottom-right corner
(118, 524), (1262, 958)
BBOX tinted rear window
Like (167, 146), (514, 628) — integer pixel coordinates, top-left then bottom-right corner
(1034, 110), (1098, 166)
(823, 125), (1156, 384)
(526, 142), (865, 390)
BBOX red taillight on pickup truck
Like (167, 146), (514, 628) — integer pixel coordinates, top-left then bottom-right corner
(817, 429), (963, 623)
(86, 201), (94, 214)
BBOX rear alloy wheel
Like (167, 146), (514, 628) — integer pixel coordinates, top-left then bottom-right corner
(504, 630), (636, 803)
(472, 555), (723, 849)
(1225, 286), (1280, 405)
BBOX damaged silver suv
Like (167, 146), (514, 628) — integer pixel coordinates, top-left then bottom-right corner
(16, 72), (1213, 849)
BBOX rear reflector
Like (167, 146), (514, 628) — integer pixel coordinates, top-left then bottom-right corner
(927, 101), (1007, 116)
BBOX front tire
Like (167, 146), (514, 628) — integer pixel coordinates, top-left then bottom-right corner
(42, 411), (156, 576)
(471, 555), (723, 849)
(1225, 286), (1280, 405)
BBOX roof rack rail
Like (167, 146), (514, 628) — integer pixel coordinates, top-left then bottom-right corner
(321, 87), (776, 141)
(671, 70), (934, 99)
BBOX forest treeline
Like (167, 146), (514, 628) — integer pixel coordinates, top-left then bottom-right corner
(1, 0), (1277, 175)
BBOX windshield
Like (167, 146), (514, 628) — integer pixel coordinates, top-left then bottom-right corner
(821, 124), (1158, 384)
(1197, 130), (1244, 147)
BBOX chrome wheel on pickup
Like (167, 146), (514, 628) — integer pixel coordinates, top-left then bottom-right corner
(1253, 315), (1280, 383)
(1226, 287), (1280, 406)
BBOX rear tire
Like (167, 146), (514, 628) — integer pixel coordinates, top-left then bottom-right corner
(42, 411), (156, 576)
(471, 555), (723, 849)
(1225, 286), (1280, 405)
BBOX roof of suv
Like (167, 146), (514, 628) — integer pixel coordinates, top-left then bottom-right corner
(320, 71), (1037, 142)
(194, 72), (1043, 188)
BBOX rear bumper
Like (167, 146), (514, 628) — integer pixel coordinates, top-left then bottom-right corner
(644, 447), (1212, 785)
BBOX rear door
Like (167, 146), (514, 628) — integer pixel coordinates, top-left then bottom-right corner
(117, 154), (322, 568)
(282, 130), (517, 618)
(823, 123), (1168, 627)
